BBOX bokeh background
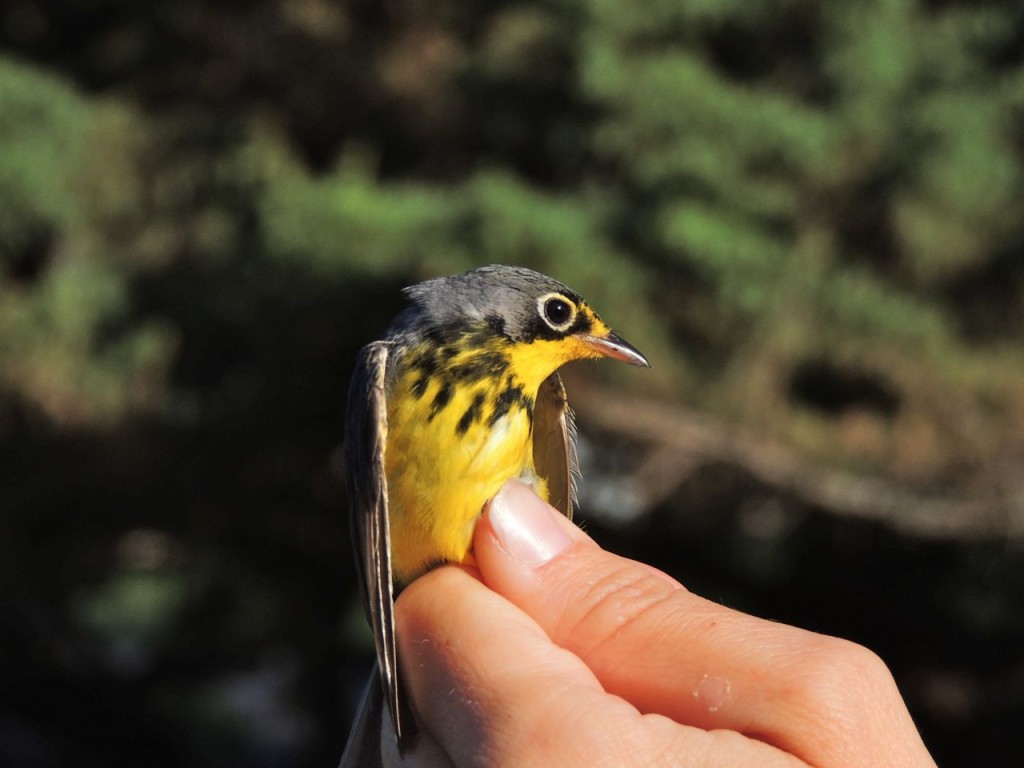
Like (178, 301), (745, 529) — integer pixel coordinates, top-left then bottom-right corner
(2, 1), (1023, 765)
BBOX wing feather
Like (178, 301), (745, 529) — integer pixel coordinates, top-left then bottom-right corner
(532, 372), (578, 520)
(343, 341), (414, 751)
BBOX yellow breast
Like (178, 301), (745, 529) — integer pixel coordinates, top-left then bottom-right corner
(385, 340), (548, 585)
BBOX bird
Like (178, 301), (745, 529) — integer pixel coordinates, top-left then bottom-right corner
(340, 264), (649, 762)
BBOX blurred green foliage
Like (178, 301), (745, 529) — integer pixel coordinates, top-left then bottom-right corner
(1, 1), (1023, 766)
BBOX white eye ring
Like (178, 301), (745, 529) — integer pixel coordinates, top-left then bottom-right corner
(537, 293), (577, 332)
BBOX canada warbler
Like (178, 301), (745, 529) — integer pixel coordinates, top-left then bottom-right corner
(342, 264), (649, 755)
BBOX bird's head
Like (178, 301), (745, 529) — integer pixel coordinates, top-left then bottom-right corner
(402, 265), (649, 386)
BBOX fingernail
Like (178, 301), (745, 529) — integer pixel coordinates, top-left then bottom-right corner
(488, 480), (572, 567)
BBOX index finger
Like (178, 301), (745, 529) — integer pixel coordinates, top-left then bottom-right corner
(396, 563), (806, 768)
(474, 480), (935, 768)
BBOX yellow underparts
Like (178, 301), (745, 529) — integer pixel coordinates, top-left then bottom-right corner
(385, 331), (607, 586)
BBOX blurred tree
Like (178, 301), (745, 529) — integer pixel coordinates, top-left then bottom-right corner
(0, 58), (175, 426)
(577, 0), (1024, 481)
(0, 1), (1022, 767)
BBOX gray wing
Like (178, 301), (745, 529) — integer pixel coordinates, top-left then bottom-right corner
(343, 341), (414, 751)
(532, 372), (579, 520)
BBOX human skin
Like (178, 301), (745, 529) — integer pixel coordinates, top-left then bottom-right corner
(386, 480), (938, 768)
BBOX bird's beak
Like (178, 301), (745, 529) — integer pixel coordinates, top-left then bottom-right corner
(578, 330), (650, 367)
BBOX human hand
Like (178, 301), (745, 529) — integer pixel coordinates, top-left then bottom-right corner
(389, 480), (936, 767)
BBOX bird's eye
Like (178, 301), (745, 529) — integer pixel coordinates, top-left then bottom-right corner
(538, 294), (576, 331)
(545, 299), (571, 324)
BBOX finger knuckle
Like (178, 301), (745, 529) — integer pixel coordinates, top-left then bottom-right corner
(784, 634), (896, 743)
(555, 558), (682, 660)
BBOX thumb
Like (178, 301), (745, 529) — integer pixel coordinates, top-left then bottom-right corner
(474, 480), (692, 702)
